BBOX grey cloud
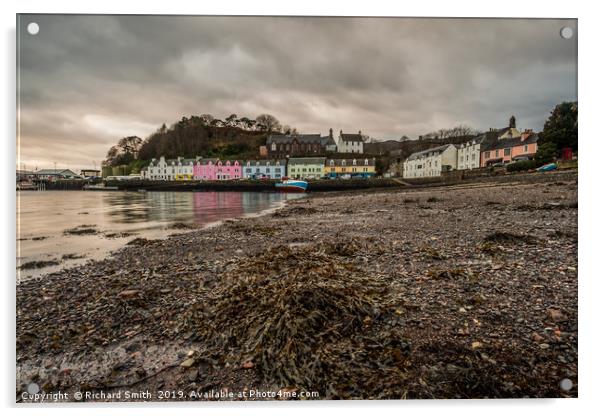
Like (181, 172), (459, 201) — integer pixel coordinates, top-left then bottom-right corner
(17, 15), (577, 171)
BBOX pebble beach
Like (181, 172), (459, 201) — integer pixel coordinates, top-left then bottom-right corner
(17, 170), (578, 401)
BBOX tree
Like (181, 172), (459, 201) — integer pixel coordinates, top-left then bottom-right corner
(225, 114), (238, 127)
(199, 114), (215, 125)
(535, 142), (558, 166)
(256, 114), (281, 132)
(540, 102), (578, 151)
(117, 136), (142, 157)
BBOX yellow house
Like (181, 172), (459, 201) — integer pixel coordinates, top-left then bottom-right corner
(175, 173), (194, 181)
(324, 157), (376, 178)
(287, 157), (326, 179)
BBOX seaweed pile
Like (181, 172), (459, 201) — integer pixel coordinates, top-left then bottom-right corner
(177, 242), (410, 398)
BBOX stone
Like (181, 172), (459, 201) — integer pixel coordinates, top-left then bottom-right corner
(532, 333), (545, 343)
(180, 358), (196, 368)
(547, 308), (567, 322)
(119, 289), (140, 299)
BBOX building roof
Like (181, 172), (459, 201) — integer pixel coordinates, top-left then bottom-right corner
(267, 134), (323, 145)
(320, 136), (337, 146)
(34, 169), (79, 176)
(196, 158), (242, 166)
(339, 133), (364, 143)
(326, 157), (375, 167)
(483, 134), (539, 151)
(288, 157), (326, 165)
(406, 144), (455, 161)
(244, 159), (285, 166)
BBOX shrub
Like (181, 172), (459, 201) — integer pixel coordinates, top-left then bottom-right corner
(506, 160), (538, 172)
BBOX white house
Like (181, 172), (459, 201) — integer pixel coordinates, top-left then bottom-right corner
(456, 136), (486, 170)
(242, 160), (286, 179)
(403, 144), (458, 179)
(337, 130), (365, 154)
(143, 156), (196, 180)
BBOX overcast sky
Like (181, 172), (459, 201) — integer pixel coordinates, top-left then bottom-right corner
(17, 15), (577, 172)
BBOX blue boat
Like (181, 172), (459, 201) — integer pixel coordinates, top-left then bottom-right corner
(537, 162), (558, 172)
(275, 179), (308, 193)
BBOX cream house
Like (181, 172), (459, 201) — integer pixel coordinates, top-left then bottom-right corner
(403, 144), (458, 179)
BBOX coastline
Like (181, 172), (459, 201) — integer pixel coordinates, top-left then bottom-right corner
(16, 192), (302, 283)
(16, 171), (578, 400)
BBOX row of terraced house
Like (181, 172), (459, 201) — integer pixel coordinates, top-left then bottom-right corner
(140, 156), (376, 181)
(402, 116), (540, 179)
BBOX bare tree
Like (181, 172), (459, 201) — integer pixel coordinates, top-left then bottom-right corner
(199, 114), (215, 125)
(256, 114), (281, 132)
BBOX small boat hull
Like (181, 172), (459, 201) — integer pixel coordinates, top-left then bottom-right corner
(275, 180), (308, 193)
(537, 163), (558, 172)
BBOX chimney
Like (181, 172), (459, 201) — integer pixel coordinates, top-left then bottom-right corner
(358, 130), (362, 136)
(521, 129), (532, 141)
(329, 128), (333, 138)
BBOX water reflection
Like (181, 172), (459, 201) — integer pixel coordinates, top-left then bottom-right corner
(17, 190), (304, 280)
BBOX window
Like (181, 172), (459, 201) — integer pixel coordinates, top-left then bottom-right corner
(524, 145), (529, 152)
(504, 148), (511, 156)
(271, 143), (276, 151)
(485, 151), (490, 158)
(495, 150), (499, 157)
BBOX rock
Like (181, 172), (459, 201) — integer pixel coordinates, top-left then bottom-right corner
(531, 333), (544, 343)
(119, 289), (140, 299)
(242, 360), (254, 369)
(180, 358), (196, 368)
(547, 308), (567, 322)
(539, 343), (550, 350)
(471, 341), (483, 349)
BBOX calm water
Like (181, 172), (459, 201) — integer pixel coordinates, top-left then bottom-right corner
(17, 190), (304, 280)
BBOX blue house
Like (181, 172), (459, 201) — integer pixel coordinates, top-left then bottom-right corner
(242, 160), (286, 179)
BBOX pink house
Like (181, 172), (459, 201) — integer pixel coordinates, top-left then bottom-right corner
(481, 131), (539, 167)
(193, 159), (242, 180)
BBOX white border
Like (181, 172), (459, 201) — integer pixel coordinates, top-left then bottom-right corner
(2, 1), (600, 415)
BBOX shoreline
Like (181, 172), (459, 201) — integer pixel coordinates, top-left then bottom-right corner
(16, 192), (302, 283)
(16, 170), (578, 400)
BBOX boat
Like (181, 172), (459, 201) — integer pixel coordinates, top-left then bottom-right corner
(16, 181), (37, 191)
(275, 178), (308, 193)
(83, 184), (119, 191)
(536, 162), (558, 172)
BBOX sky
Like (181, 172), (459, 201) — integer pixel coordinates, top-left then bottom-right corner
(17, 15), (577, 172)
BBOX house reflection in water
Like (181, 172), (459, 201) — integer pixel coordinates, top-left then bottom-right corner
(101, 190), (302, 229)
(192, 192), (244, 224)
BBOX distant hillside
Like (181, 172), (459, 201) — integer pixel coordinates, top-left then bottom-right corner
(137, 120), (267, 161)
(103, 114), (289, 167)
(365, 135), (477, 159)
